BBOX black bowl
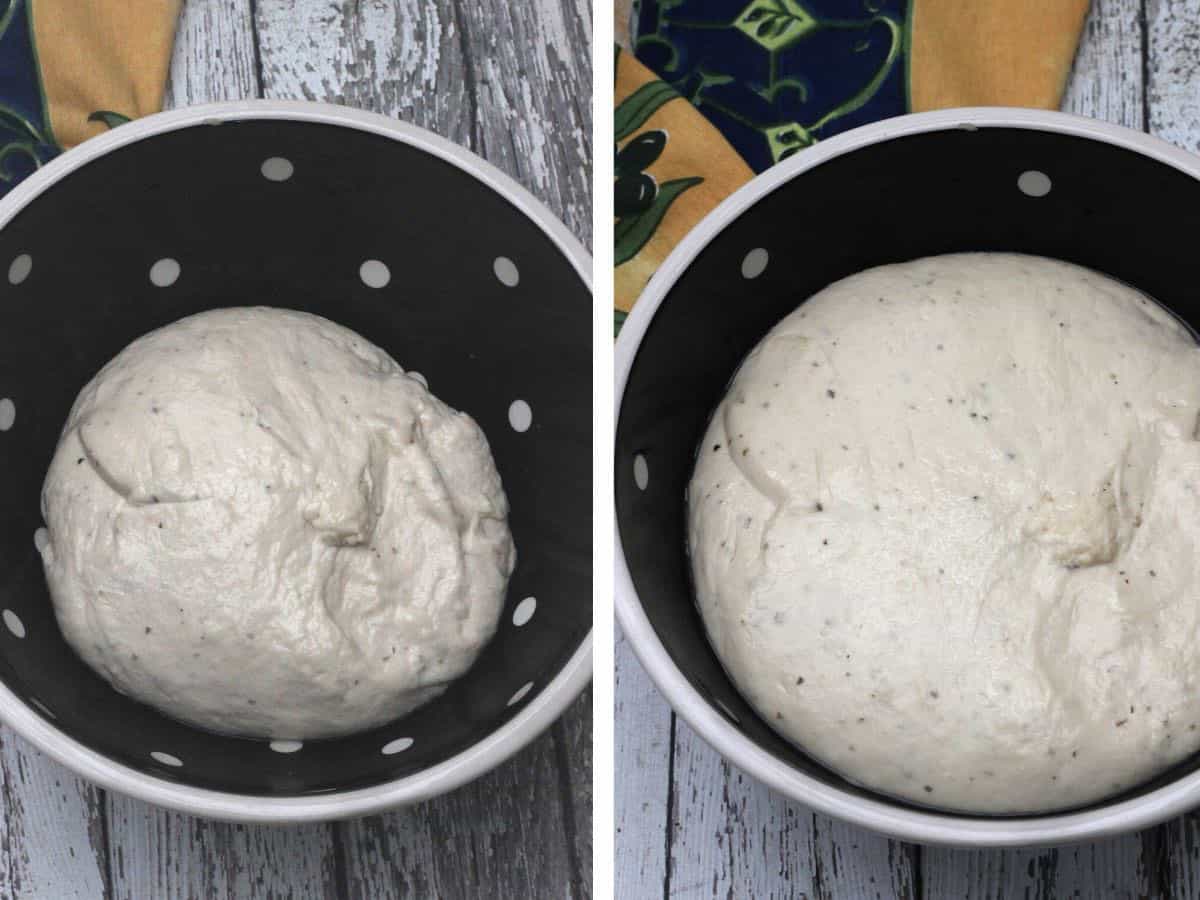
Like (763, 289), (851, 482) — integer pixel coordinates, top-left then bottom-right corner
(0, 102), (591, 820)
(615, 108), (1200, 845)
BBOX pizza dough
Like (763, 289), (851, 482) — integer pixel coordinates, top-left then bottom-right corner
(688, 253), (1200, 813)
(39, 307), (514, 740)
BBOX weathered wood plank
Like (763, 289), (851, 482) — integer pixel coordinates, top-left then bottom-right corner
(162, 0), (261, 107)
(340, 712), (588, 899)
(105, 794), (338, 900)
(556, 689), (594, 894)
(0, 732), (109, 899)
(1146, 0), (1200, 151)
(1165, 812), (1200, 898)
(614, 626), (671, 898)
(253, 0), (593, 244)
(922, 834), (1156, 900)
(1061, 0), (1146, 130)
(667, 715), (917, 900)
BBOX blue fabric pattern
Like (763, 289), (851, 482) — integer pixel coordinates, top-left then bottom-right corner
(0, 0), (59, 193)
(635, 0), (909, 172)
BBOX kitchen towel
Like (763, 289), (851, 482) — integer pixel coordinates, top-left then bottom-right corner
(0, 0), (180, 191)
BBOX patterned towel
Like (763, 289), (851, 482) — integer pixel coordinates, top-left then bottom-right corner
(0, 0), (180, 191)
(615, 0), (1091, 320)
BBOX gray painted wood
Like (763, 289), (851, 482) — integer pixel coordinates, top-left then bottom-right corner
(0, 1), (592, 897)
(615, 1), (1200, 897)
(253, 0), (593, 245)
(0, 735), (108, 899)
(615, 626), (671, 896)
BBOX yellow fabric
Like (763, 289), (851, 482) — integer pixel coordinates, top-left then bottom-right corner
(909, 0), (1091, 111)
(31, 0), (181, 148)
(615, 52), (754, 313)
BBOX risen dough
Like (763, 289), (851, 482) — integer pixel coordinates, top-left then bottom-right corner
(688, 254), (1200, 813)
(40, 307), (514, 739)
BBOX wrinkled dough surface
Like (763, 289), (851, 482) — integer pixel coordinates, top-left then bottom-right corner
(40, 307), (514, 739)
(688, 254), (1200, 813)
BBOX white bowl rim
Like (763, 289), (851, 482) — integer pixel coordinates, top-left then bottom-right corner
(0, 99), (593, 823)
(614, 106), (1200, 848)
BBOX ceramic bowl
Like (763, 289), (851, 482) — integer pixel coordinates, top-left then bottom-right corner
(615, 107), (1200, 846)
(0, 100), (591, 821)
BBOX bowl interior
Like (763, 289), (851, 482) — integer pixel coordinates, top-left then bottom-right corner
(0, 118), (591, 796)
(616, 124), (1200, 818)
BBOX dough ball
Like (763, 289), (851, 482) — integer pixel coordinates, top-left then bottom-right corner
(40, 307), (514, 739)
(689, 254), (1200, 813)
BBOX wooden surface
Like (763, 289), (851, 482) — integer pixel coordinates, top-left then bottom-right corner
(2, 2), (593, 898)
(615, 1), (1200, 897)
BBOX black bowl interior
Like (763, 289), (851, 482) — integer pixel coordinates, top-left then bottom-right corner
(616, 124), (1200, 817)
(0, 118), (591, 796)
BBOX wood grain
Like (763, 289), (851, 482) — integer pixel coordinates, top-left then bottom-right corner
(614, 626), (671, 897)
(341, 692), (593, 900)
(1061, 0), (1146, 130)
(1147, 0), (1200, 151)
(0, 735), (108, 899)
(253, 0), (593, 244)
(162, 0), (261, 107)
(0, 1), (593, 897)
(669, 716), (917, 900)
(104, 797), (338, 900)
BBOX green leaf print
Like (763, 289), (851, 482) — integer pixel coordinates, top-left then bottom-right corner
(88, 110), (133, 129)
(0, 103), (47, 145)
(615, 176), (703, 266)
(615, 80), (680, 142)
(614, 309), (628, 337)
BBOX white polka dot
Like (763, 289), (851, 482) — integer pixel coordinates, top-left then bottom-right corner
(1018, 170), (1052, 197)
(0, 398), (14, 431)
(506, 682), (534, 706)
(407, 371), (428, 389)
(7, 253), (31, 285)
(269, 740), (303, 753)
(493, 256), (520, 287)
(149, 258), (180, 287)
(29, 698), (55, 720)
(360, 259), (390, 289)
(2, 610), (24, 639)
(381, 737), (414, 755)
(741, 248), (769, 279)
(512, 596), (536, 627)
(508, 399), (532, 433)
(634, 454), (649, 491)
(33, 527), (48, 553)
(261, 156), (294, 182)
(150, 751), (183, 767)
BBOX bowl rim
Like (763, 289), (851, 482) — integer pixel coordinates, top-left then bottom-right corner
(614, 106), (1200, 847)
(0, 99), (593, 823)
